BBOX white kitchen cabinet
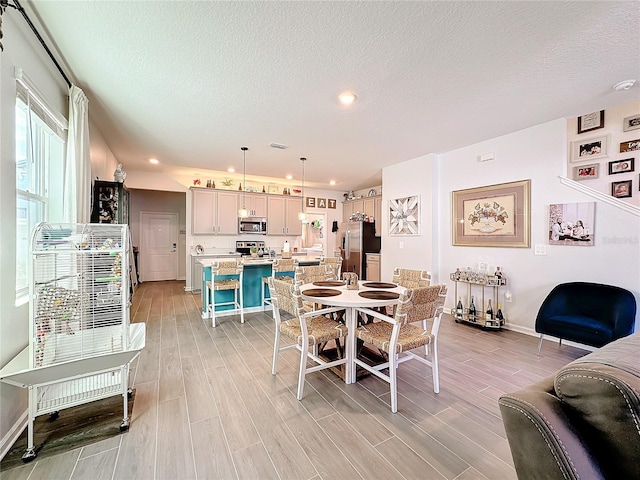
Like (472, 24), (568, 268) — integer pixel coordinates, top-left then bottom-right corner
(343, 201), (353, 220)
(374, 196), (383, 236)
(241, 193), (267, 217)
(366, 253), (381, 281)
(192, 188), (238, 235)
(364, 197), (375, 217)
(267, 196), (303, 235)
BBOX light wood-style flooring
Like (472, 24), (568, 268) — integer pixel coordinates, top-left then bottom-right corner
(1, 280), (587, 480)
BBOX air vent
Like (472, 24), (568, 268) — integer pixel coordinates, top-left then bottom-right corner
(269, 143), (289, 150)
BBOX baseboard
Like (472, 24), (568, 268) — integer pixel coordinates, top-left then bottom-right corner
(445, 308), (593, 352)
(0, 409), (27, 461)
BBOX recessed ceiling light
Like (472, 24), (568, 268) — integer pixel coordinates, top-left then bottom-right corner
(338, 91), (357, 105)
(149, 158), (159, 164)
(228, 167), (235, 173)
(286, 174), (293, 180)
(613, 79), (636, 91)
(329, 180), (336, 185)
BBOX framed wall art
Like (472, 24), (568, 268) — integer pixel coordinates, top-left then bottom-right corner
(620, 139), (640, 153)
(573, 163), (599, 180)
(577, 110), (605, 134)
(549, 202), (595, 246)
(305, 197), (316, 208)
(622, 114), (640, 132)
(389, 195), (420, 235)
(452, 179), (530, 248)
(328, 199), (337, 209)
(570, 134), (610, 162)
(612, 180), (632, 198)
(608, 158), (634, 175)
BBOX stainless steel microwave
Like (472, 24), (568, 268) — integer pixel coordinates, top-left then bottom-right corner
(238, 217), (267, 235)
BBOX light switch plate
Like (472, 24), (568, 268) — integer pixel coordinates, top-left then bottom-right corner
(534, 244), (547, 255)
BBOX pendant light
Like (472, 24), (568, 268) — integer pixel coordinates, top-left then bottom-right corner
(298, 157), (307, 222)
(238, 147), (249, 218)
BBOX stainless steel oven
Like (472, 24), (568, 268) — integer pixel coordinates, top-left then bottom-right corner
(238, 217), (267, 235)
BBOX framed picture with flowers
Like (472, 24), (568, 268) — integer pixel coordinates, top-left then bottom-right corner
(452, 179), (531, 247)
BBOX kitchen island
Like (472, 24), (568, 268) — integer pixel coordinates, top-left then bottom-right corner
(197, 255), (321, 318)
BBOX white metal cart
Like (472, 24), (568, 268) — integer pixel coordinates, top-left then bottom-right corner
(0, 223), (145, 462)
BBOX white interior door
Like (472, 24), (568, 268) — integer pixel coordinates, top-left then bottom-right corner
(140, 212), (178, 282)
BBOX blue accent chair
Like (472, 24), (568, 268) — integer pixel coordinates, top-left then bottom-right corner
(535, 282), (636, 355)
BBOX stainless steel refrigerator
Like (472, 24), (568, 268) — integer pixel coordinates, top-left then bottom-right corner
(342, 221), (381, 279)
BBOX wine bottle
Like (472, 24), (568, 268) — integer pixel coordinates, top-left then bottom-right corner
(485, 299), (494, 321)
(496, 304), (504, 324)
(468, 296), (477, 320)
(456, 297), (464, 319)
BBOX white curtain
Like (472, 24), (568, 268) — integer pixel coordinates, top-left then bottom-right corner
(64, 85), (91, 223)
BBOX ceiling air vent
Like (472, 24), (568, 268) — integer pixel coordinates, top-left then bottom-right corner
(269, 143), (289, 150)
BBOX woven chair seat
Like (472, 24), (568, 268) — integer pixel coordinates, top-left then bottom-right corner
(281, 316), (348, 347)
(355, 322), (434, 354)
(206, 279), (240, 291)
(262, 275), (294, 284)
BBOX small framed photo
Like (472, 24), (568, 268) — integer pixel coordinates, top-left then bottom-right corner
(305, 197), (316, 208)
(267, 185), (279, 194)
(623, 114), (640, 132)
(573, 163), (599, 180)
(608, 158), (634, 175)
(620, 139), (640, 153)
(577, 110), (605, 134)
(570, 134), (609, 162)
(612, 180), (632, 198)
(328, 199), (337, 209)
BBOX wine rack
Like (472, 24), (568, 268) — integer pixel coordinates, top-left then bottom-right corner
(450, 271), (506, 330)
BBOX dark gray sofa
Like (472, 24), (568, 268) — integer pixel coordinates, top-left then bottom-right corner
(499, 333), (640, 480)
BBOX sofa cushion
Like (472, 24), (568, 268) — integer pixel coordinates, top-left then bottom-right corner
(554, 333), (640, 479)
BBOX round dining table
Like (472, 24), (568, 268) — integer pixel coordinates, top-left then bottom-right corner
(300, 280), (405, 384)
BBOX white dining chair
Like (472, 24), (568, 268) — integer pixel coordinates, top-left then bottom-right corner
(353, 284), (447, 413)
(268, 277), (348, 400)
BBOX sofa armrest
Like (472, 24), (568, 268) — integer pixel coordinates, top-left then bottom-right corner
(499, 377), (604, 480)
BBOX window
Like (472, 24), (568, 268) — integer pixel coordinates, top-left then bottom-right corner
(15, 79), (66, 297)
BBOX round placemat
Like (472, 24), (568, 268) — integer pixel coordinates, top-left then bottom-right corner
(358, 291), (400, 300)
(303, 288), (342, 297)
(313, 281), (345, 287)
(362, 282), (397, 289)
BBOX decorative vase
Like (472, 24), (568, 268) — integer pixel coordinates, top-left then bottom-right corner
(479, 217), (497, 233)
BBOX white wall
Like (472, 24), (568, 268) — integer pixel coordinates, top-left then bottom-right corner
(90, 121), (120, 181)
(381, 154), (438, 282)
(382, 117), (639, 335)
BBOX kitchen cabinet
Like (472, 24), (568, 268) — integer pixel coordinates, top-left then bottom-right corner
(364, 197), (375, 217)
(192, 188), (238, 235)
(366, 253), (381, 281)
(90, 180), (130, 224)
(343, 201), (353, 221)
(240, 193), (267, 217)
(374, 196), (383, 236)
(267, 196), (302, 235)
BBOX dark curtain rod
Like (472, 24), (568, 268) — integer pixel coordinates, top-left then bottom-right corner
(2, 0), (72, 88)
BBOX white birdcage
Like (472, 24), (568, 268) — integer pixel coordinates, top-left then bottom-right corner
(0, 223), (145, 463)
(30, 223), (131, 367)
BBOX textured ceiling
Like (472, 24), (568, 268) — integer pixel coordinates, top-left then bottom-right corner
(25, 1), (640, 191)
